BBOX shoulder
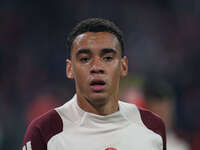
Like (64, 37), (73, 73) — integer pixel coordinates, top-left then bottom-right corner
(23, 109), (63, 149)
(120, 101), (165, 136)
(119, 101), (166, 150)
(138, 107), (165, 137)
(138, 107), (166, 150)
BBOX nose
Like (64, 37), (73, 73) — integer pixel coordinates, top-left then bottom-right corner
(90, 57), (104, 74)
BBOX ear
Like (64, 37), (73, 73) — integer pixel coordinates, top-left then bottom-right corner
(120, 56), (128, 78)
(66, 59), (74, 79)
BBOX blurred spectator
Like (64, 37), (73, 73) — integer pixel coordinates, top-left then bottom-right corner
(180, 84), (200, 150)
(119, 74), (147, 109)
(144, 77), (190, 150)
(26, 93), (60, 124)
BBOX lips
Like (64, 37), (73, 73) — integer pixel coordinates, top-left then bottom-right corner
(90, 79), (106, 91)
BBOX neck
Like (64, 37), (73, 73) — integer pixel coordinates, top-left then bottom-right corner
(76, 94), (119, 116)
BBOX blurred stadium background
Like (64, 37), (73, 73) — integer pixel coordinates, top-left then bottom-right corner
(0, 0), (200, 149)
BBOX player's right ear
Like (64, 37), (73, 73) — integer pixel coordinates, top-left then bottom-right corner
(66, 59), (74, 79)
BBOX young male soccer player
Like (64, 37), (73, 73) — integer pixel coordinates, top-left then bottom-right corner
(22, 18), (166, 150)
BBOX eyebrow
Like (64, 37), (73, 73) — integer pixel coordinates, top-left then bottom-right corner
(76, 49), (91, 57)
(75, 48), (117, 57)
(101, 48), (117, 56)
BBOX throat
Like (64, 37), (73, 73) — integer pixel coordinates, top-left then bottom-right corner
(77, 94), (119, 116)
(91, 102), (119, 116)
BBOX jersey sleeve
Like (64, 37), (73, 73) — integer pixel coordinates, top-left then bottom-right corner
(22, 119), (47, 150)
(139, 108), (167, 150)
(22, 109), (63, 150)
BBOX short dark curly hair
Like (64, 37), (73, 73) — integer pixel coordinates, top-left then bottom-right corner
(66, 18), (124, 58)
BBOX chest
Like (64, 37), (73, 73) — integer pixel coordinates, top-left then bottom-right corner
(47, 124), (162, 150)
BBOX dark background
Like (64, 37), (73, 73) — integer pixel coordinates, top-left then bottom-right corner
(0, 0), (200, 149)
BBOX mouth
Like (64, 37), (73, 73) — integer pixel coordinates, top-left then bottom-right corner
(90, 79), (106, 92)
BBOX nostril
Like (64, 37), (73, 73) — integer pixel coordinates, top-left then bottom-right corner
(99, 69), (104, 73)
(90, 69), (104, 74)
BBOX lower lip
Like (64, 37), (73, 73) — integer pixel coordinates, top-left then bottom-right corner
(90, 85), (105, 91)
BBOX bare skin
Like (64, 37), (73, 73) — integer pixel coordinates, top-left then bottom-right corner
(66, 32), (128, 115)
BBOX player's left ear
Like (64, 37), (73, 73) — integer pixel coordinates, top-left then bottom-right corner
(120, 56), (128, 78)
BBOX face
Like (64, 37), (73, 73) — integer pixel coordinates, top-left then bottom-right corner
(66, 32), (128, 106)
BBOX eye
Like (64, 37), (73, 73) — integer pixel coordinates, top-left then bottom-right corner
(103, 56), (113, 62)
(80, 57), (89, 63)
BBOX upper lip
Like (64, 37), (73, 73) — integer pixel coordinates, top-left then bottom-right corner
(90, 79), (106, 86)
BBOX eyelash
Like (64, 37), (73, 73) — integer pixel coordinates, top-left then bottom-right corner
(79, 56), (113, 63)
(103, 56), (113, 62)
(80, 57), (89, 63)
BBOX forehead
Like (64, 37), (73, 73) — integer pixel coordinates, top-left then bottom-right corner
(71, 32), (121, 54)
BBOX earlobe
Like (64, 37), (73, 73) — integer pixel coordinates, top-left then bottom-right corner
(66, 59), (74, 79)
(120, 56), (128, 78)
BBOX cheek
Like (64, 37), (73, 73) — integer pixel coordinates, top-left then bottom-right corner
(73, 68), (90, 93)
(107, 61), (121, 84)
(74, 67), (89, 82)
(112, 60), (121, 75)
